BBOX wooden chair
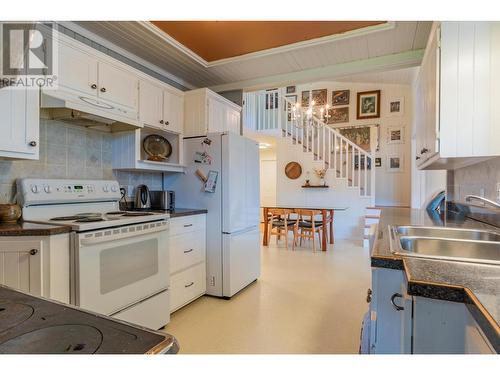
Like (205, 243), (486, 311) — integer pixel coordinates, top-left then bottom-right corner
(267, 208), (296, 249)
(293, 209), (324, 252)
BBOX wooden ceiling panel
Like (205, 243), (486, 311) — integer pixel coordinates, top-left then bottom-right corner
(150, 21), (386, 62)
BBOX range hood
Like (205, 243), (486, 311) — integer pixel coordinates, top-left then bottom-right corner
(41, 91), (142, 132)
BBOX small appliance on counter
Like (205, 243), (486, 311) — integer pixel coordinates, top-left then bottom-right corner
(134, 184), (151, 209)
(150, 190), (175, 211)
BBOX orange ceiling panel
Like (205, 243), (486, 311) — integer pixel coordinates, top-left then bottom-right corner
(150, 21), (386, 62)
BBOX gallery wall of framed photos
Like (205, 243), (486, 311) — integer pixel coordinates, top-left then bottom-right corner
(290, 81), (412, 206)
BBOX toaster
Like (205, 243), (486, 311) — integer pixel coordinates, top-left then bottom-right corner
(150, 190), (175, 211)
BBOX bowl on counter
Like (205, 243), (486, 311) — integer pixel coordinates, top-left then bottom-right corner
(0, 204), (22, 223)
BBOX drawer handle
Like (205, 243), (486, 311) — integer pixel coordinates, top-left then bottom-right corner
(183, 224), (193, 228)
(184, 282), (194, 288)
(183, 249), (193, 253)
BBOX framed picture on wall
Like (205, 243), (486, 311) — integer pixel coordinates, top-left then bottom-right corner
(387, 126), (405, 144)
(327, 107), (349, 124)
(357, 90), (381, 119)
(311, 89), (327, 106)
(285, 95), (297, 121)
(375, 157), (382, 167)
(332, 90), (350, 106)
(301, 91), (310, 107)
(286, 85), (296, 94)
(387, 96), (404, 116)
(387, 154), (404, 172)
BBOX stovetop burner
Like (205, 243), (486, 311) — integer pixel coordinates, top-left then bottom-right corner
(51, 213), (103, 221)
(50, 215), (87, 221)
(74, 217), (105, 223)
(0, 287), (175, 354)
(0, 324), (103, 354)
(0, 300), (34, 332)
(121, 212), (154, 217)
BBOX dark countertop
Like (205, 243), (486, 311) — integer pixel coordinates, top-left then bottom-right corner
(0, 221), (72, 236)
(167, 208), (208, 218)
(371, 206), (500, 352)
(0, 285), (178, 354)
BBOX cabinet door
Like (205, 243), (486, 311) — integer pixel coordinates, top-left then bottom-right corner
(0, 240), (42, 296)
(163, 90), (184, 133)
(208, 98), (225, 133)
(98, 60), (138, 110)
(139, 79), (163, 128)
(0, 86), (39, 159)
(418, 24), (440, 161)
(58, 42), (98, 97)
(226, 107), (241, 135)
(370, 268), (411, 353)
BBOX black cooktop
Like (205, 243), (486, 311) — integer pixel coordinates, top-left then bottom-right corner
(0, 287), (177, 354)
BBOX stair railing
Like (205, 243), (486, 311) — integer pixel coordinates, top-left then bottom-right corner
(281, 95), (375, 201)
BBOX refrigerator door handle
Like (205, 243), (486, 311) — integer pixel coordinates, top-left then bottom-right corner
(223, 225), (259, 236)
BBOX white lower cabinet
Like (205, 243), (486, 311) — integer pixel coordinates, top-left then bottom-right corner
(0, 234), (70, 303)
(369, 268), (412, 354)
(371, 268), (496, 354)
(413, 296), (495, 354)
(168, 214), (206, 313)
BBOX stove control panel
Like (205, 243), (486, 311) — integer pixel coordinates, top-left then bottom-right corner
(17, 179), (121, 206)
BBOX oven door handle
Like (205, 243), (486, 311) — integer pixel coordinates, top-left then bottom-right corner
(79, 224), (167, 246)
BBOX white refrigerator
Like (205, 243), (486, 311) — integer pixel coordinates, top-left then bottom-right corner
(164, 132), (261, 298)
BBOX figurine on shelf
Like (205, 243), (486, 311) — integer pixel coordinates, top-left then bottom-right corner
(304, 171), (311, 186)
(314, 168), (327, 186)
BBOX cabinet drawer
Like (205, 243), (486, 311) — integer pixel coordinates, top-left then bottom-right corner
(170, 263), (206, 313)
(170, 232), (205, 275)
(169, 215), (205, 236)
(112, 289), (170, 330)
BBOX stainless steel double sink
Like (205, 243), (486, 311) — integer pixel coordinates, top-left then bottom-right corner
(389, 226), (500, 265)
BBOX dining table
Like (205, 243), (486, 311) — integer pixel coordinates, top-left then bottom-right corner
(261, 206), (348, 251)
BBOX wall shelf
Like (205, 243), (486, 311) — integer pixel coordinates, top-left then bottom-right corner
(111, 125), (185, 173)
(301, 185), (329, 188)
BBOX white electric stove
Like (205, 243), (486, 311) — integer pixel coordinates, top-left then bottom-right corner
(17, 178), (171, 330)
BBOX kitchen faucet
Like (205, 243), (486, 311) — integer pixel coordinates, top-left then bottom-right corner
(465, 195), (500, 209)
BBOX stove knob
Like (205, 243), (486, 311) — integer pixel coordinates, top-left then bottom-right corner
(44, 185), (52, 193)
(111, 185), (118, 192)
(31, 185), (40, 193)
(102, 185), (109, 192)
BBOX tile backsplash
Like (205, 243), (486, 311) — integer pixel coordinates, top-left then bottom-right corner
(0, 119), (162, 203)
(448, 157), (500, 203)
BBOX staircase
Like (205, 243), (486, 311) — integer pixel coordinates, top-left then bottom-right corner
(244, 89), (376, 205)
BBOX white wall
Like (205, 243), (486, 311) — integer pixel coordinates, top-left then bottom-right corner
(293, 81), (412, 207)
(275, 138), (372, 240)
(259, 148), (277, 219)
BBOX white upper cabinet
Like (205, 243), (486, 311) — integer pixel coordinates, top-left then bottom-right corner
(184, 88), (241, 137)
(139, 79), (164, 128)
(58, 42), (98, 97)
(0, 86), (39, 160)
(98, 60), (138, 110)
(416, 22), (500, 170)
(139, 79), (184, 134)
(162, 89), (184, 134)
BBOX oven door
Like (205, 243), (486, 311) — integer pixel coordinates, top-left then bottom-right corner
(74, 220), (169, 315)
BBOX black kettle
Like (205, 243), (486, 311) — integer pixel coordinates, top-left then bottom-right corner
(134, 185), (151, 209)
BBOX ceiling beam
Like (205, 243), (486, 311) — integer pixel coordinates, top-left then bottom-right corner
(209, 49), (425, 92)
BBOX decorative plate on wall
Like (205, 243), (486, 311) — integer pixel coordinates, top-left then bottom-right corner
(143, 134), (172, 162)
(285, 162), (302, 179)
